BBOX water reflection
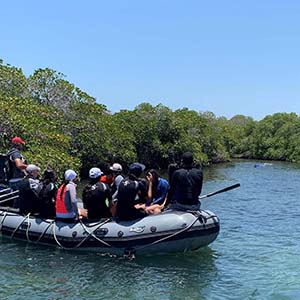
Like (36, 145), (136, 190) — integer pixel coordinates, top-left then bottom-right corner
(0, 239), (219, 300)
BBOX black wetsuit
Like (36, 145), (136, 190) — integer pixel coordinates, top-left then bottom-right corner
(82, 182), (111, 220)
(167, 166), (203, 206)
(116, 177), (147, 221)
(38, 182), (57, 218)
(18, 177), (40, 214)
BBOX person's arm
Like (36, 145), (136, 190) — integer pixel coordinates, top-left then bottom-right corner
(15, 158), (27, 170)
(196, 169), (204, 197)
(166, 172), (178, 206)
(146, 173), (153, 206)
(10, 151), (27, 170)
(82, 187), (88, 209)
(67, 183), (79, 216)
(112, 175), (123, 199)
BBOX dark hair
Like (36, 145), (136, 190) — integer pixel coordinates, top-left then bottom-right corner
(181, 152), (194, 165)
(42, 169), (57, 185)
(59, 183), (67, 199)
(148, 169), (159, 183)
(148, 169), (160, 199)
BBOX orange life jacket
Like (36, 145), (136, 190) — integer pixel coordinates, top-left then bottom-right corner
(56, 184), (68, 214)
(100, 175), (114, 185)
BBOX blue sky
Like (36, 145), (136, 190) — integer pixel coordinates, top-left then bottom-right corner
(1, 1), (300, 120)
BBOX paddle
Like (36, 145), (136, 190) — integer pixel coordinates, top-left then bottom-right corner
(199, 183), (240, 199)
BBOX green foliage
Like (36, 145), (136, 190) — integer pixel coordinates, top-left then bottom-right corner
(28, 68), (96, 111)
(249, 113), (300, 161)
(0, 96), (80, 176)
(0, 60), (28, 98)
(1, 57), (300, 178)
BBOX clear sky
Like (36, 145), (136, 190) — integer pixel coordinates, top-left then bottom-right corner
(1, 1), (300, 120)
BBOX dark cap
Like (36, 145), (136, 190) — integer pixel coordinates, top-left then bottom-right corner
(181, 152), (193, 165)
(129, 162), (145, 177)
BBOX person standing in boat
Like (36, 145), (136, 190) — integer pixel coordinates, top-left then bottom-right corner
(38, 168), (58, 218)
(115, 162), (148, 221)
(82, 167), (112, 220)
(7, 136), (28, 191)
(56, 169), (86, 222)
(166, 152), (203, 211)
(18, 164), (41, 214)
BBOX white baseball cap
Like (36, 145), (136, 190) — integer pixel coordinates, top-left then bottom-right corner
(110, 163), (122, 172)
(26, 164), (41, 174)
(89, 167), (103, 179)
(64, 169), (77, 181)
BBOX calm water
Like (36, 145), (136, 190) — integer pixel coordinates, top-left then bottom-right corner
(1, 160), (300, 300)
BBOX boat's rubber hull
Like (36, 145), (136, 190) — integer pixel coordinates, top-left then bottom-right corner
(0, 208), (220, 255)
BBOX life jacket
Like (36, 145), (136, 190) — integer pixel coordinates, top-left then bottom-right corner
(100, 175), (114, 185)
(55, 184), (68, 214)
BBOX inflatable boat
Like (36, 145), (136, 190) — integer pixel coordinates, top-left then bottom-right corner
(0, 207), (220, 256)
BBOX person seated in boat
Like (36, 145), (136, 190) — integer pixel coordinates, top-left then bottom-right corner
(135, 169), (169, 214)
(56, 169), (87, 222)
(166, 152), (203, 211)
(38, 168), (57, 219)
(82, 167), (112, 221)
(109, 163), (124, 217)
(18, 164), (41, 214)
(115, 162), (148, 221)
(109, 163), (124, 200)
(100, 166), (114, 186)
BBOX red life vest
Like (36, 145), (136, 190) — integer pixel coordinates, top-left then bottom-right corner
(100, 175), (114, 185)
(56, 184), (68, 214)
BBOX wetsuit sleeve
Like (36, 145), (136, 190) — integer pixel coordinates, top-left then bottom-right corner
(112, 175), (123, 199)
(138, 180), (147, 203)
(66, 184), (79, 216)
(166, 171), (178, 206)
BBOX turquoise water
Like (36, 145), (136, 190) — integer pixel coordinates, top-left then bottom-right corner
(0, 160), (300, 300)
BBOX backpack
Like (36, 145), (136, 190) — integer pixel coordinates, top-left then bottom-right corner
(0, 150), (17, 184)
(0, 154), (10, 184)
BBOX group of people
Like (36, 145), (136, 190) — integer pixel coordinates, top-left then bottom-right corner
(3, 136), (204, 222)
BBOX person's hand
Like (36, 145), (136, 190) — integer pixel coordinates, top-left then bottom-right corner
(79, 208), (88, 218)
(146, 172), (153, 182)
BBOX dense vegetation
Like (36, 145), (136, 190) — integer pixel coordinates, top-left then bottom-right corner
(1, 59), (300, 178)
